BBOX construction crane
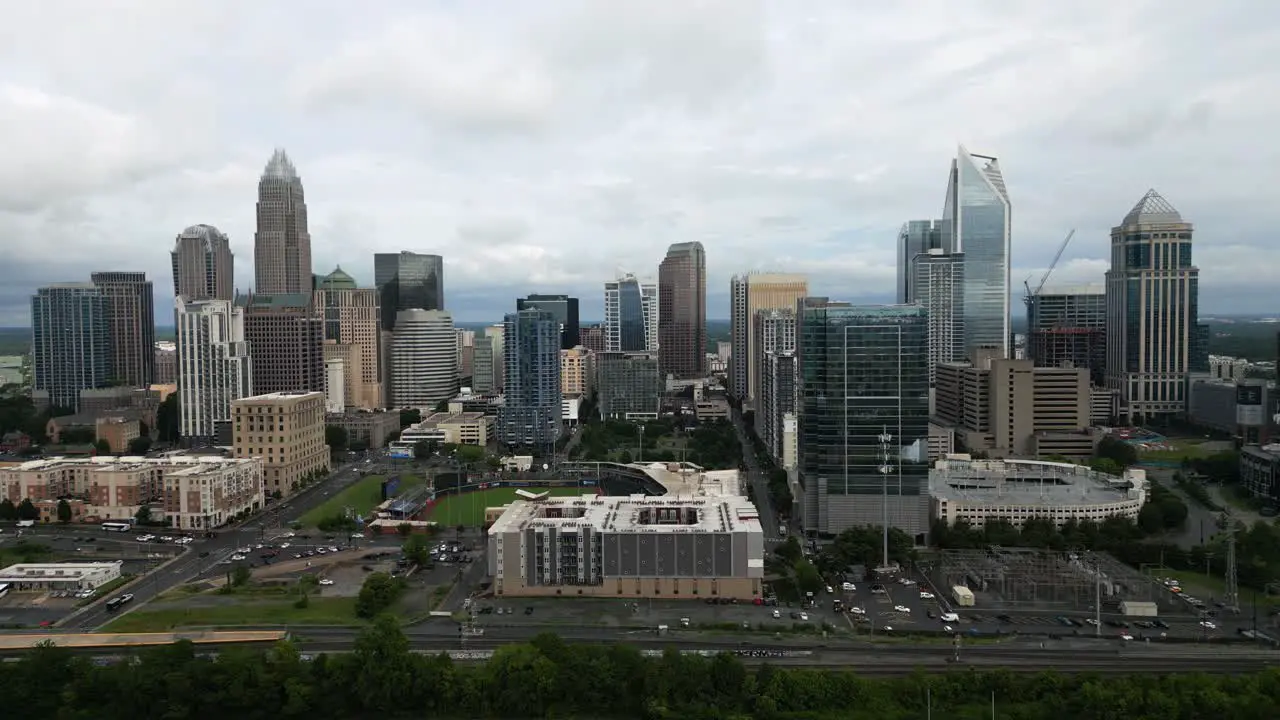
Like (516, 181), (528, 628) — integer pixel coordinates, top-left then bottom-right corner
(1023, 229), (1076, 305)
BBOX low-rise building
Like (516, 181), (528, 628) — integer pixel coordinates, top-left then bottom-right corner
(0, 561), (123, 591)
(46, 414), (142, 453)
(1240, 444), (1280, 505)
(929, 455), (1147, 529)
(397, 412), (492, 447)
(232, 391), (329, 496)
(1188, 378), (1274, 445)
(694, 396), (731, 422)
(0, 455), (264, 529)
(325, 410), (401, 449)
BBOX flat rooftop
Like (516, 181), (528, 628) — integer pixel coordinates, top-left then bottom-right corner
(5, 455), (258, 473)
(929, 457), (1141, 507)
(488, 494), (763, 535)
(235, 391), (324, 402)
(423, 412), (486, 425)
(622, 462), (743, 498)
(0, 561), (122, 579)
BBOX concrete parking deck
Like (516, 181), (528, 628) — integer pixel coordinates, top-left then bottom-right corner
(0, 630), (287, 650)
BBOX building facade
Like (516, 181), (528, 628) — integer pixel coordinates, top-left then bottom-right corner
(914, 250), (965, 384)
(729, 273), (808, 403)
(797, 301), (930, 540)
(389, 309), (457, 409)
(604, 274), (653, 352)
(175, 298), (253, 444)
(374, 251), (445, 330)
(171, 224), (234, 303)
(241, 293), (324, 396)
(941, 145), (1011, 359)
(597, 352), (661, 420)
(517, 294), (580, 350)
(896, 219), (944, 304)
(658, 242), (707, 380)
(253, 149), (312, 296)
(1027, 284), (1106, 385)
(324, 410), (401, 449)
(752, 307), (797, 408)
(498, 309), (562, 448)
(1105, 190), (1200, 422)
(560, 346), (594, 399)
(90, 272), (155, 387)
(31, 284), (111, 413)
(313, 267), (382, 409)
(760, 351), (796, 464)
(231, 391), (329, 496)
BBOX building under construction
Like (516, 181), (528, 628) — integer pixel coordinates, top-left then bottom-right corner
(1026, 285), (1107, 385)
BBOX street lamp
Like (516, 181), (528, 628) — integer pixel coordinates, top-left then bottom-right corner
(877, 428), (893, 572)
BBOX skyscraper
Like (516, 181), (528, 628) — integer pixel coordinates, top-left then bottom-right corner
(31, 284), (111, 413)
(797, 300), (929, 539)
(172, 224), (234, 302)
(914, 250), (965, 384)
(497, 308), (562, 448)
(314, 267), (383, 409)
(254, 149), (312, 295)
(90, 271), (155, 387)
(374, 252), (445, 331)
(1027, 285), (1107, 385)
(729, 273), (808, 403)
(941, 146), (1011, 358)
(658, 242), (707, 380)
(389, 309), (457, 408)
(752, 308), (797, 414)
(241, 293), (325, 395)
(1105, 190), (1200, 422)
(175, 297), (252, 444)
(604, 274), (652, 352)
(517, 294), (580, 350)
(896, 220), (944, 304)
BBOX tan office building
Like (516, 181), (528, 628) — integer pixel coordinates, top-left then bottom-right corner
(232, 391), (329, 496)
(728, 272), (807, 404)
(560, 346), (594, 399)
(658, 242), (707, 380)
(934, 349), (1098, 460)
(314, 268), (382, 408)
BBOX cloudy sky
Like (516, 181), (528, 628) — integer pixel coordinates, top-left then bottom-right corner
(1, 1), (1275, 325)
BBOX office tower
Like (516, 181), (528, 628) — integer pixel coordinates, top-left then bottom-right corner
(472, 344), (496, 394)
(374, 251), (445, 331)
(313, 267), (382, 408)
(517, 294), (580, 350)
(457, 329), (476, 382)
(752, 308), (796, 414)
(241, 293), (325, 395)
(90, 272), (155, 387)
(914, 250), (965, 384)
(389, 309), (457, 408)
(579, 324), (606, 354)
(30, 284), (111, 412)
(896, 220), (944, 303)
(597, 352), (661, 420)
(797, 300), (929, 539)
(154, 343), (177, 384)
(1105, 189), (1199, 422)
(253, 149), (312, 295)
(497, 309), (562, 448)
(604, 273), (653, 352)
(729, 273), (807, 403)
(658, 241), (707, 380)
(171, 224), (234, 302)
(1027, 284), (1106, 385)
(560, 347), (593, 399)
(175, 298), (253, 444)
(486, 324), (506, 391)
(232, 391), (329, 496)
(760, 351), (796, 462)
(941, 145), (1012, 358)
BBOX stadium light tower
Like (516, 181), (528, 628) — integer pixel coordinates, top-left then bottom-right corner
(877, 428), (894, 572)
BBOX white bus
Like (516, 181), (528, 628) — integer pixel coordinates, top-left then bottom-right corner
(101, 521), (131, 533)
(0, 583), (9, 599)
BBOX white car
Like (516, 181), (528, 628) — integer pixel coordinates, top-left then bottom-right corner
(318, 578), (335, 586)
(883, 625), (893, 632)
(940, 613), (959, 622)
(799, 612), (809, 621)
(350, 533), (363, 539)
(1200, 621), (1217, 630)
(281, 532), (296, 539)
(919, 592), (935, 599)
(849, 606), (866, 615)
(1119, 633), (1134, 641)
(824, 585), (834, 594)
(771, 609), (781, 619)
(841, 582), (856, 592)
(943, 625), (954, 632)
(230, 554), (246, 561)
(280, 542), (290, 549)
(899, 579), (916, 586)
(254, 544), (264, 550)
(894, 605), (911, 613)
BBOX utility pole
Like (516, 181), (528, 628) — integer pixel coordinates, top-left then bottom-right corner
(877, 428), (894, 572)
(1224, 514), (1240, 614)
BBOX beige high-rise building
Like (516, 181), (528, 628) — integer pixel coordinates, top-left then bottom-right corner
(171, 224), (234, 302)
(560, 346), (594, 399)
(232, 391), (329, 496)
(254, 149), (312, 296)
(729, 272), (807, 404)
(313, 267), (382, 408)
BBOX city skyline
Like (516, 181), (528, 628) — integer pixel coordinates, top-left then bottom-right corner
(1, 3), (1277, 325)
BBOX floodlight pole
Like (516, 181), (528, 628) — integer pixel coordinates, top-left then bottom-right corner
(878, 428), (893, 572)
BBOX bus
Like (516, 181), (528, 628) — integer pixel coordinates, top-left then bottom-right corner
(101, 522), (131, 533)
(0, 583), (9, 599)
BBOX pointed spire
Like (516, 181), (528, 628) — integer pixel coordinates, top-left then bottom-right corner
(1122, 189), (1182, 225)
(262, 148), (298, 180)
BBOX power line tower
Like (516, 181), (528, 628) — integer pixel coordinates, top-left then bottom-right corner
(1224, 513), (1240, 614)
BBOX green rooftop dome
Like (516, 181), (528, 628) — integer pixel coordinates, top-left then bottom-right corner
(319, 265), (357, 290)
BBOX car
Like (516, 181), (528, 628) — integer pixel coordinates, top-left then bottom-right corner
(119, 593), (134, 603)
(524, 607), (534, 615)
(850, 606), (866, 615)
(1084, 618), (1100, 626)
(1119, 633), (1135, 641)
(281, 532), (296, 538)
(899, 579), (916, 586)
(1153, 619), (1169, 629)
(350, 533), (363, 539)
(771, 609), (781, 619)
(230, 554), (246, 561)
(940, 612), (959, 622)
(318, 579), (335, 586)
(825, 585), (834, 594)
(919, 592), (935, 599)
(894, 605), (911, 613)
(841, 582), (856, 592)
(882, 625), (893, 632)
(1200, 621), (1217, 630)
(280, 542), (290, 548)
(799, 612), (809, 621)
(943, 625), (954, 632)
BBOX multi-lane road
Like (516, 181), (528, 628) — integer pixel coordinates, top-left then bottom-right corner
(729, 408), (782, 546)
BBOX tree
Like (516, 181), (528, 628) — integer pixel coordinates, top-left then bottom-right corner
(1090, 457), (1122, 476)
(135, 505), (152, 525)
(398, 408), (421, 428)
(397, 522), (413, 536)
(413, 439), (437, 460)
(16, 498), (39, 521)
(355, 573), (405, 619)
(155, 392), (180, 443)
(1096, 436), (1138, 468)
(0, 498), (16, 521)
(128, 436), (152, 455)
(455, 444), (484, 464)
(231, 565), (251, 587)
(55, 499), (72, 524)
(325, 425), (349, 452)
(775, 535), (802, 563)
(792, 559), (823, 594)
(93, 439), (111, 455)
(1138, 502), (1165, 535)
(404, 534), (432, 567)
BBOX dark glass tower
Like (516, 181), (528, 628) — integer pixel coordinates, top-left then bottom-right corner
(516, 294), (580, 350)
(374, 252), (445, 331)
(31, 284), (112, 412)
(497, 308), (562, 448)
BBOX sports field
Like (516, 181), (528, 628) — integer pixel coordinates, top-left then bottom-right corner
(299, 474), (427, 526)
(428, 486), (593, 526)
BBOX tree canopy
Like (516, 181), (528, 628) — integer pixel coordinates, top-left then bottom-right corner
(2, 620), (1279, 719)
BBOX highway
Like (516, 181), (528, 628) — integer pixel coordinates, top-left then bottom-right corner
(730, 407), (781, 546)
(50, 459), (375, 631)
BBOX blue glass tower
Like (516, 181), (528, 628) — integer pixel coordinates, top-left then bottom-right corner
(498, 308), (562, 448)
(941, 146), (1011, 358)
(31, 284), (112, 412)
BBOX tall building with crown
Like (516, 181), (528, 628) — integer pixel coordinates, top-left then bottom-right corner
(254, 149), (312, 296)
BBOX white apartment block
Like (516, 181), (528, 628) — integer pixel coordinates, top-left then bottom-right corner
(175, 297), (253, 443)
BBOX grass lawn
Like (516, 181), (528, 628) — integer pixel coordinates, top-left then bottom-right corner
(428, 486), (591, 526)
(1140, 568), (1280, 608)
(1137, 439), (1220, 463)
(299, 474), (427, 526)
(101, 597), (360, 632)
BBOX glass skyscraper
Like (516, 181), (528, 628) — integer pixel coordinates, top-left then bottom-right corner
(497, 308), (563, 448)
(941, 145), (1011, 358)
(516, 294), (580, 350)
(31, 284), (112, 412)
(374, 252), (445, 331)
(796, 300), (930, 540)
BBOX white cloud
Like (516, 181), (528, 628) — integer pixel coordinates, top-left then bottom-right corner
(0, 0), (1276, 325)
